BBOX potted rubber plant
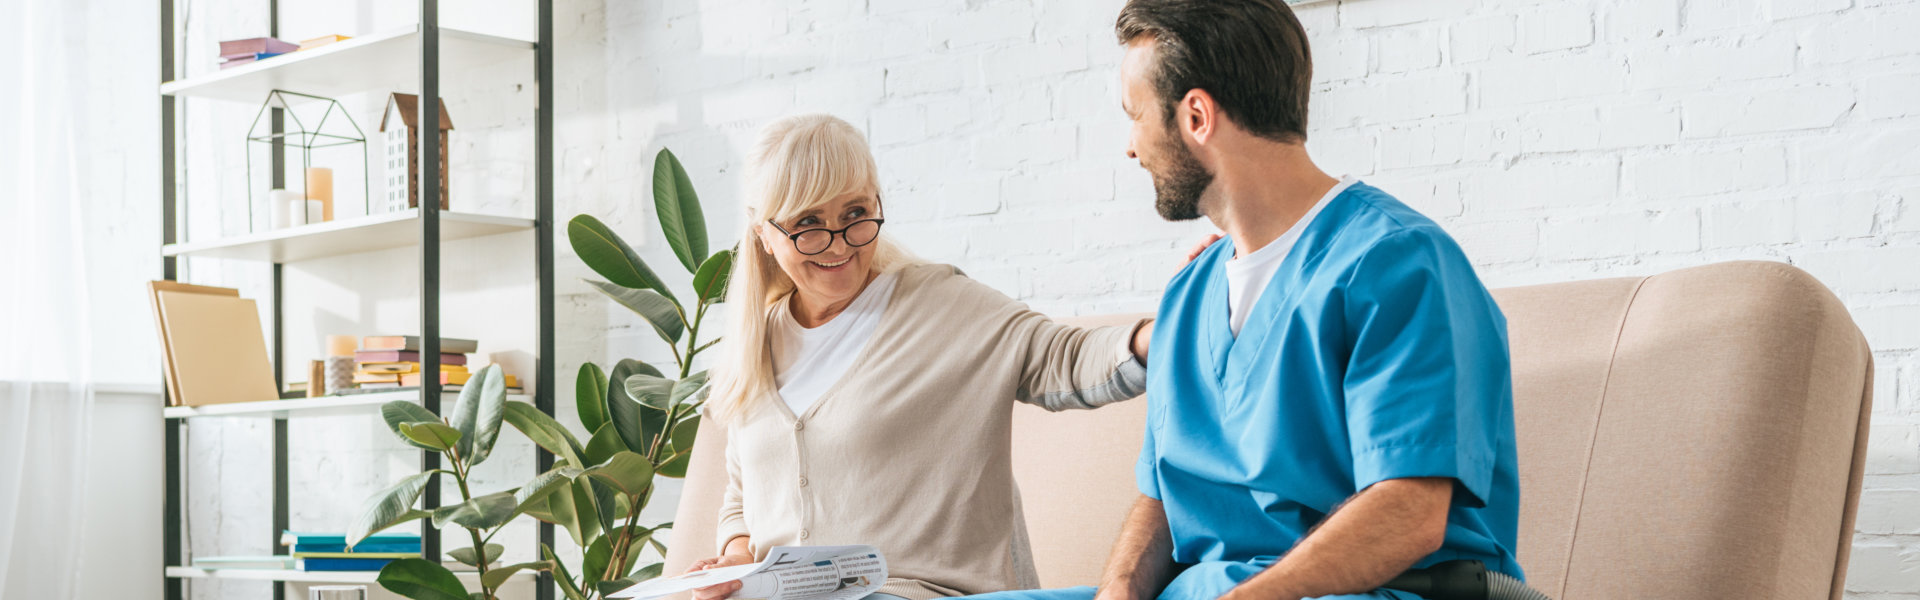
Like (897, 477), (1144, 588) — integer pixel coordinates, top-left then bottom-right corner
(349, 148), (729, 600)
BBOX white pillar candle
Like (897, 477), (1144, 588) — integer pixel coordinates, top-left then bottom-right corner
(269, 188), (303, 228)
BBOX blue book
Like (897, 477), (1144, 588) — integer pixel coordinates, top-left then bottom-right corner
(292, 542), (422, 554)
(281, 531), (421, 547)
(297, 558), (396, 571)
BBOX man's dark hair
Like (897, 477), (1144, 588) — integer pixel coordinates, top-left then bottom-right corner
(1116, 0), (1314, 143)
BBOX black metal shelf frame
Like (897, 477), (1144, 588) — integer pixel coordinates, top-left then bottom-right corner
(158, 0), (557, 599)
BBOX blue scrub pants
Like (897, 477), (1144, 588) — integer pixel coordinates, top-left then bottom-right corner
(961, 560), (1419, 600)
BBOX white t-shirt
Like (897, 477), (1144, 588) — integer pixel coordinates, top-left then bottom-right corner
(770, 271), (901, 415)
(1226, 176), (1358, 337)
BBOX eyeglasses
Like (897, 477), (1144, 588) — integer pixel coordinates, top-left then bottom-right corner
(768, 218), (886, 256)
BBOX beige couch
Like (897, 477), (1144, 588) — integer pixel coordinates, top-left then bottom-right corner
(666, 261), (1874, 599)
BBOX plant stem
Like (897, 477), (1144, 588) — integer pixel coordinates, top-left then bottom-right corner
(678, 301), (705, 379)
(447, 452), (495, 599)
(469, 526), (493, 599)
(604, 483), (651, 584)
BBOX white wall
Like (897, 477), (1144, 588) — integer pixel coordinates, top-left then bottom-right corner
(71, 0), (1920, 598)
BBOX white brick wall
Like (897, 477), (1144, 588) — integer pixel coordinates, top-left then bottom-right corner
(75, 0), (1920, 597)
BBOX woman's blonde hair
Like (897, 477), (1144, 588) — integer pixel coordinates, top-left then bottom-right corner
(708, 114), (920, 423)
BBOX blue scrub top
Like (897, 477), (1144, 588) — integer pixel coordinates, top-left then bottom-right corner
(1137, 181), (1524, 580)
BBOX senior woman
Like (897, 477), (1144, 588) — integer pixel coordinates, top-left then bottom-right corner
(683, 114), (1153, 600)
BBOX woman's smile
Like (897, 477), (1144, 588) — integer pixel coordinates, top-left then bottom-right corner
(810, 256), (854, 271)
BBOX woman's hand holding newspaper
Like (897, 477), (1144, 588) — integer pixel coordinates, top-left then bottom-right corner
(688, 553), (755, 600)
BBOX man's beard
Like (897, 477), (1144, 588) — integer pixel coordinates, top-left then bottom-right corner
(1150, 129), (1213, 222)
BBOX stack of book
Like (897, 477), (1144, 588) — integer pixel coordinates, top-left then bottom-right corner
(283, 531), (422, 571)
(353, 336), (520, 392)
(218, 37), (297, 69)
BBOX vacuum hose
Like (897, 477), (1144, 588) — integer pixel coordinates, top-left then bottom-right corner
(1380, 560), (1553, 600)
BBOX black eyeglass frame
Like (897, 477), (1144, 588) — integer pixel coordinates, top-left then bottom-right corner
(767, 217), (887, 256)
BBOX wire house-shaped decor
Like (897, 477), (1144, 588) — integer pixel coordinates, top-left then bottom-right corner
(245, 89), (370, 231)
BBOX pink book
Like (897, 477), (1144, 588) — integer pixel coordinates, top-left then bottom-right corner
(218, 37), (298, 56)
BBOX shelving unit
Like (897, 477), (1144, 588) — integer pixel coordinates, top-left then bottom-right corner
(160, 26), (532, 103)
(158, 0), (556, 598)
(161, 390), (535, 420)
(165, 566), (538, 584)
(161, 210), (534, 262)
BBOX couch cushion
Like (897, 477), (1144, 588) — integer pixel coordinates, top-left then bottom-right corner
(1512, 261), (1869, 600)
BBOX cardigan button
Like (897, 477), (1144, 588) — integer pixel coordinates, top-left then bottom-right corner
(798, 529), (810, 540)
(799, 477), (809, 487)
(794, 421), (805, 431)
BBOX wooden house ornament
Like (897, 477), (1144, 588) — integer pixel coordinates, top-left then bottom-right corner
(379, 93), (453, 212)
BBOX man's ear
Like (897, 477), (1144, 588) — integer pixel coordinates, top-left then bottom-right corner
(1180, 89), (1219, 146)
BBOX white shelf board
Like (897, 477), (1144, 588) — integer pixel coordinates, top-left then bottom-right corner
(165, 565), (534, 583)
(162, 209), (533, 263)
(163, 390), (533, 419)
(161, 27), (533, 103)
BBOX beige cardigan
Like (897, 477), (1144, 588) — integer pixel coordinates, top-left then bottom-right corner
(717, 263), (1148, 600)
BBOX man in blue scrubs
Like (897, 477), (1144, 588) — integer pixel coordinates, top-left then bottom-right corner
(974, 1), (1523, 600)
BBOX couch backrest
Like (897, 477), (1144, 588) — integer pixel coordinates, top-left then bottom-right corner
(665, 261), (1872, 600)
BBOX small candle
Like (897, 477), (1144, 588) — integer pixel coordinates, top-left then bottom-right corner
(325, 334), (357, 357)
(306, 167), (334, 221)
(270, 189), (304, 228)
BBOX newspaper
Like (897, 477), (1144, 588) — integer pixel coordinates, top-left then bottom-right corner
(609, 545), (887, 600)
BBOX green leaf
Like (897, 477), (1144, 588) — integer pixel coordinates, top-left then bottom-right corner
(608, 359), (664, 453)
(653, 148), (710, 273)
(591, 478), (623, 538)
(446, 544), (503, 567)
(452, 365), (509, 467)
(382, 402), (445, 451)
(657, 451), (692, 479)
(431, 490), (519, 531)
(598, 578), (641, 597)
(511, 466), (584, 522)
(348, 471), (437, 549)
(582, 535), (613, 591)
(583, 423), (625, 467)
(547, 479), (596, 547)
(587, 280), (685, 345)
(625, 373), (675, 412)
(692, 249), (734, 303)
(631, 562), (665, 582)
(617, 531), (650, 576)
(583, 451), (655, 496)
(503, 402), (585, 468)
(647, 536), (667, 556)
(399, 422), (462, 451)
(670, 372), (710, 410)
(669, 413), (700, 454)
(568, 214), (674, 301)
(480, 561), (553, 590)
(544, 545), (590, 600)
(377, 558), (468, 600)
(447, 366), (483, 460)
(576, 362), (609, 433)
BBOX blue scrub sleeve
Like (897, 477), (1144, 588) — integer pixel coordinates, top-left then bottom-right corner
(1340, 228), (1505, 508)
(1135, 413), (1161, 500)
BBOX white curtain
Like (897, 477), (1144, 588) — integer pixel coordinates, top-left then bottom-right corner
(0, 0), (99, 597)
